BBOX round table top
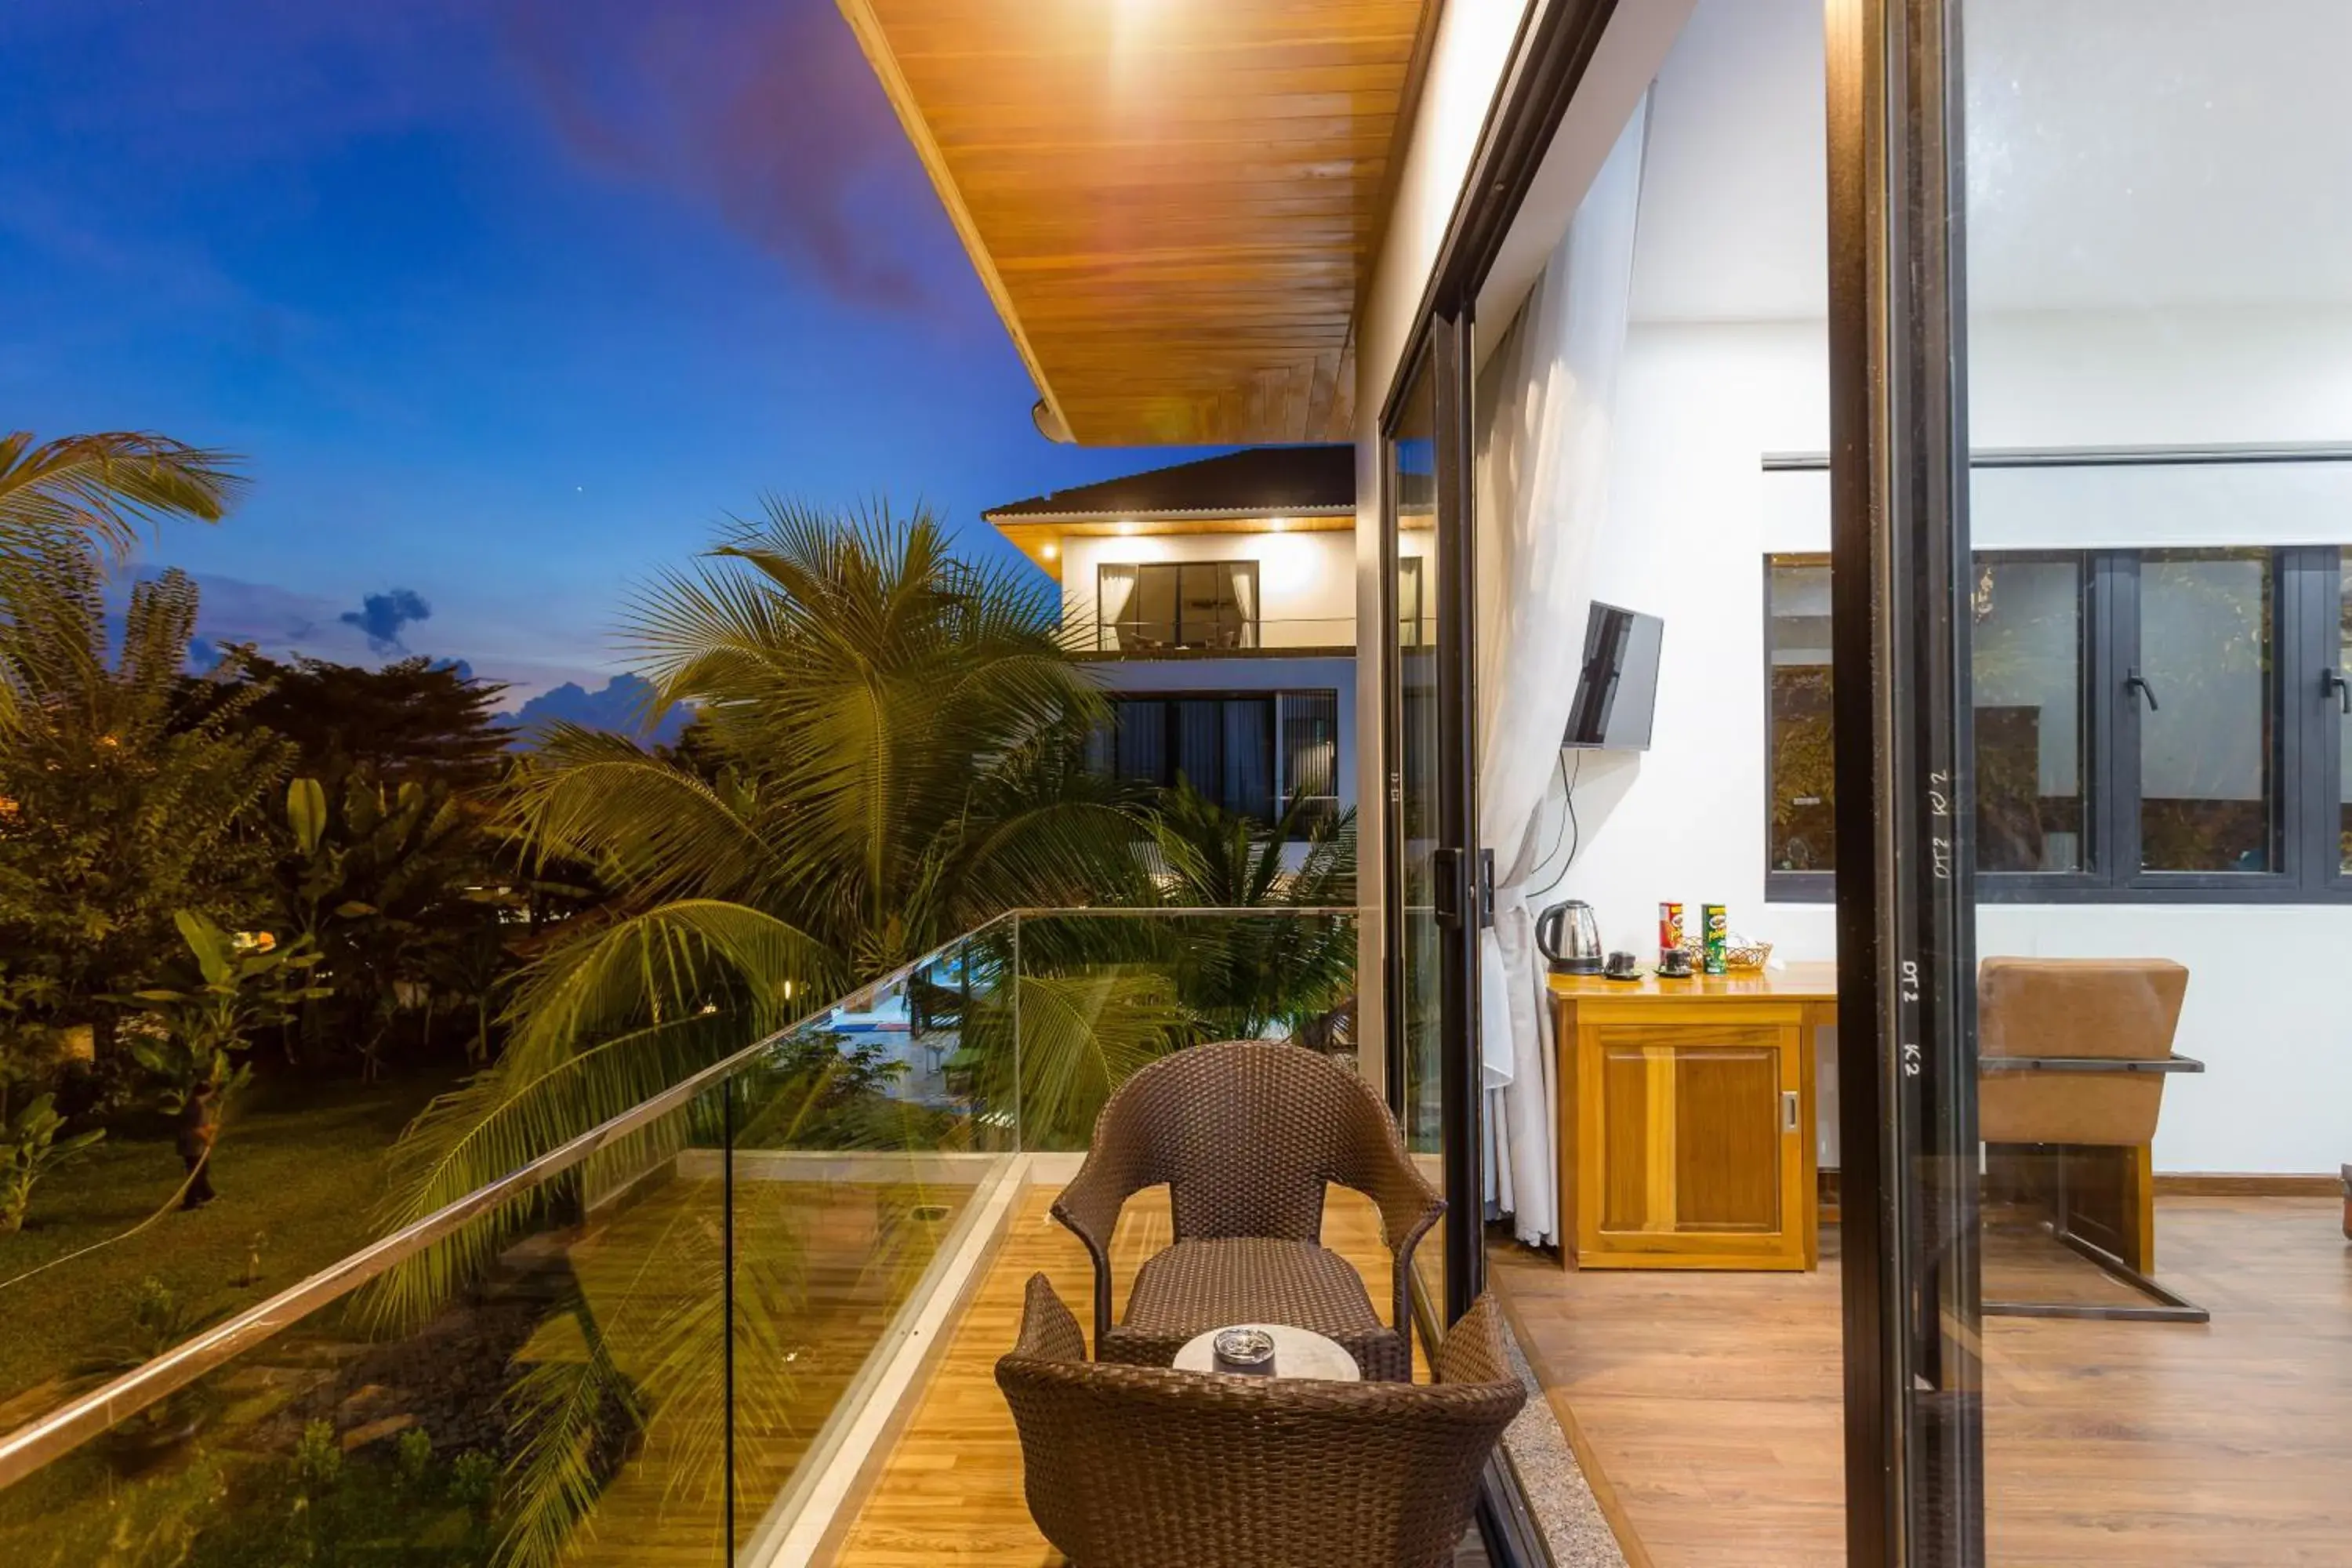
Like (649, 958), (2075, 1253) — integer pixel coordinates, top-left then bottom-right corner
(1172, 1323), (1362, 1383)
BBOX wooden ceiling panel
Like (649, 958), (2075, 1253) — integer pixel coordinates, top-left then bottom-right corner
(840, 0), (1432, 445)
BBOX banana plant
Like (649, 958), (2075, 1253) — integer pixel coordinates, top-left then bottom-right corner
(0, 1091), (103, 1236)
(117, 911), (330, 1208)
(275, 772), (510, 1075)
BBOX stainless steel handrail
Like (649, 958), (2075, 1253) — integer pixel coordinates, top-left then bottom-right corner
(0, 902), (1360, 1488)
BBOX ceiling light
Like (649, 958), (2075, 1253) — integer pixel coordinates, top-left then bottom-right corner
(1268, 517), (1290, 533)
(1116, 520), (1138, 536)
(1041, 543), (1058, 558)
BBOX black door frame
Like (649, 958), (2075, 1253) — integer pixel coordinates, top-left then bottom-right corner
(1827, 0), (1984, 1560)
(1374, 0), (1987, 1561)
(1377, 315), (1483, 1327)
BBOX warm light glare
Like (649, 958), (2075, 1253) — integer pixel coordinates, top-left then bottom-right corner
(1116, 520), (1138, 535)
(1269, 517), (1290, 533)
(1041, 543), (1058, 558)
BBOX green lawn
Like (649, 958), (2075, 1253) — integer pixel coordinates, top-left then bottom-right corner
(0, 1069), (455, 1417)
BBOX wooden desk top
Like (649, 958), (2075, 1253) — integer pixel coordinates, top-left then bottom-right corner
(1548, 960), (1838, 1004)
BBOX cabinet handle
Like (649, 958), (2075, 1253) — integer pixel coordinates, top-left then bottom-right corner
(1782, 1090), (1800, 1133)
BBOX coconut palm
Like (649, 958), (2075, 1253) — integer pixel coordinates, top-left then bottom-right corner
(376, 500), (1159, 1314)
(1, 430), (243, 734)
(1143, 781), (1358, 1044)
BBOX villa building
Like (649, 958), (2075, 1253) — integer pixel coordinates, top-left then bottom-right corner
(985, 446), (1370, 826)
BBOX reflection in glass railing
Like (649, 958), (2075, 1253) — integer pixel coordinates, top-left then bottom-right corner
(0, 908), (1356, 1566)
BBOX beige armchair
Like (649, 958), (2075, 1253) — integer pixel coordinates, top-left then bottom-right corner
(1977, 957), (2205, 1322)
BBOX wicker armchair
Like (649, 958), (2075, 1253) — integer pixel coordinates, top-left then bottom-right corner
(996, 1273), (1524, 1568)
(1051, 1039), (1443, 1381)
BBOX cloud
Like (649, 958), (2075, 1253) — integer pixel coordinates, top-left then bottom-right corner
(503, 672), (691, 747)
(338, 587), (433, 654)
(499, 0), (938, 310)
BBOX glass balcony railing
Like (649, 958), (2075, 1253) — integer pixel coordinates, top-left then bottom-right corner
(0, 906), (1356, 1567)
(1086, 615), (1361, 655)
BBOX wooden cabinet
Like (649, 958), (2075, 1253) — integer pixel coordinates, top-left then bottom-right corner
(1553, 968), (1833, 1271)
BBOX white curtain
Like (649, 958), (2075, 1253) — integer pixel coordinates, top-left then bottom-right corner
(1225, 561), (1259, 647)
(1098, 564), (1138, 648)
(1474, 98), (1649, 1247)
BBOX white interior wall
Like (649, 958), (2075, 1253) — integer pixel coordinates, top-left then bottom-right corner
(1060, 528), (1356, 648)
(1545, 310), (2352, 1175)
(1350, 0), (1696, 1083)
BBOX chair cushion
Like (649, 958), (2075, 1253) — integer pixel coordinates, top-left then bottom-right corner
(1102, 1238), (1409, 1381)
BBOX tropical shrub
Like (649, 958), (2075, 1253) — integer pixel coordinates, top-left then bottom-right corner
(121, 911), (328, 1207)
(274, 772), (514, 1074)
(0, 1092), (103, 1235)
(0, 555), (291, 1055)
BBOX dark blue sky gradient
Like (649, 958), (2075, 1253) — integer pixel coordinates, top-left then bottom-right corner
(0, 0), (1221, 699)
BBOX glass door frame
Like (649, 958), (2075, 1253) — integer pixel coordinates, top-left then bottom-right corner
(1372, 0), (1998, 1559)
(1379, 313), (1485, 1329)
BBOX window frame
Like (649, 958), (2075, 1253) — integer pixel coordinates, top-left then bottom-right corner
(1766, 545), (2351, 904)
(1094, 688), (1341, 833)
(1095, 559), (1262, 651)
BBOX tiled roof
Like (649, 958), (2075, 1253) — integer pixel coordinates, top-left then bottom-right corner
(984, 446), (1355, 523)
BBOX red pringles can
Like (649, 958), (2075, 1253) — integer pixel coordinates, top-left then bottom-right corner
(1657, 902), (1684, 962)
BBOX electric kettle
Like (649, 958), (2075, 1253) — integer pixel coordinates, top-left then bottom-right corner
(1535, 900), (1603, 975)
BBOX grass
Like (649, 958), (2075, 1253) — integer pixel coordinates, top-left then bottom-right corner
(0, 1068), (454, 1417)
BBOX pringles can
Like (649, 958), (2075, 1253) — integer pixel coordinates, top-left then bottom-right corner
(1701, 904), (1729, 975)
(1657, 902), (1684, 962)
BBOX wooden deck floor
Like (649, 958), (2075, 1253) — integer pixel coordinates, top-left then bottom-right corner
(826, 1180), (1423, 1566)
(1492, 1196), (2352, 1567)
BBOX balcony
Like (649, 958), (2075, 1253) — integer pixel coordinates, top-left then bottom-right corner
(1080, 615), (1362, 659)
(0, 909), (1507, 1567)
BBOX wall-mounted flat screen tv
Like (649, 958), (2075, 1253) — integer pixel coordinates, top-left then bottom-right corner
(1562, 601), (1664, 750)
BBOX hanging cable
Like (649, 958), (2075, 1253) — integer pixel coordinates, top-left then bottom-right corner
(1528, 748), (1584, 902)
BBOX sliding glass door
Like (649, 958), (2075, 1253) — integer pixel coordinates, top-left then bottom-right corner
(1382, 317), (1482, 1327)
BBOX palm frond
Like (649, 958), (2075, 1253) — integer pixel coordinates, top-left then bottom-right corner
(504, 740), (775, 904)
(0, 430), (243, 561)
(365, 1011), (749, 1328)
(500, 899), (836, 1083)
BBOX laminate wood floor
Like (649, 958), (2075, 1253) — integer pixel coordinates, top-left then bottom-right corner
(1492, 1197), (2352, 1567)
(826, 1180), (1449, 1566)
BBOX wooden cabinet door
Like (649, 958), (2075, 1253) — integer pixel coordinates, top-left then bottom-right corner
(1570, 1009), (1810, 1269)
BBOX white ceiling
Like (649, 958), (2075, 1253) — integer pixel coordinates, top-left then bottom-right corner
(1628, 0), (2352, 323)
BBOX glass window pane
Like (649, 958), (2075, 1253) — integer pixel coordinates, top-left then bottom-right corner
(1174, 698), (1222, 799)
(1387, 354), (1443, 1319)
(1766, 557), (1835, 873)
(1114, 698), (1165, 786)
(1126, 563), (1179, 648)
(1279, 690), (1339, 821)
(1222, 698), (1273, 821)
(2137, 550), (2276, 873)
(1972, 554), (2085, 872)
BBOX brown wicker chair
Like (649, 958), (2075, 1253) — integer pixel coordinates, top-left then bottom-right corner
(1051, 1039), (1443, 1381)
(996, 1273), (1523, 1568)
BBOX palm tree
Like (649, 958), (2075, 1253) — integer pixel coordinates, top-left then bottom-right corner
(376, 500), (1156, 1310)
(1143, 781), (1358, 1044)
(1, 430), (243, 734)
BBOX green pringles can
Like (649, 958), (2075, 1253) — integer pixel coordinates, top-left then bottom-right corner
(1701, 904), (1729, 975)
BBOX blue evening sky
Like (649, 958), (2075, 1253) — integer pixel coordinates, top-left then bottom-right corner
(0, 0), (1218, 702)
